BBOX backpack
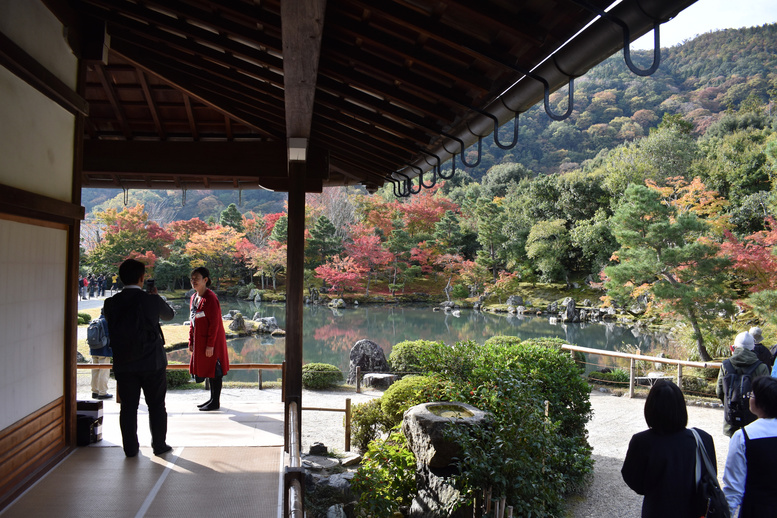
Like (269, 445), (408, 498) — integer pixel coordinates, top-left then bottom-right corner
(721, 359), (760, 428)
(86, 317), (109, 348)
(104, 294), (162, 364)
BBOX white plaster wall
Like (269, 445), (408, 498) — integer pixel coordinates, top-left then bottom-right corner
(0, 219), (67, 430)
(0, 0), (76, 202)
(0, 0), (78, 89)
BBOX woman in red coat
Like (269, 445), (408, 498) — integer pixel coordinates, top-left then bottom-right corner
(188, 267), (230, 411)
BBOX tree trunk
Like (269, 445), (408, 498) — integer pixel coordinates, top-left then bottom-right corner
(688, 307), (712, 361)
(444, 276), (452, 302)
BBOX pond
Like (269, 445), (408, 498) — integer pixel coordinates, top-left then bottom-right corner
(166, 300), (669, 383)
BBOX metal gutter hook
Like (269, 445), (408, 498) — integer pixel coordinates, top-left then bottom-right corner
(570, 0), (661, 76)
(544, 77), (575, 121)
(441, 132), (482, 168)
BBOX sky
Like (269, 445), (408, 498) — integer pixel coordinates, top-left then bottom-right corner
(631, 0), (777, 49)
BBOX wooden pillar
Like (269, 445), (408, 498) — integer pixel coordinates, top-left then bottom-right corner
(65, 60), (88, 447)
(285, 161), (306, 450)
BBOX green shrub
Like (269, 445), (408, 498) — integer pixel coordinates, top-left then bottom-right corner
(483, 335), (523, 347)
(78, 312), (92, 325)
(389, 339), (442, 375)
(166, 362), (191, 388)
(351, 398), (387, 454)
(451, 283), (469, 299)
(302, 363), (343, 389)
(681, 376), (715, 397)
(428, 339), (593, 508)
(353, 339), (595, 514)
(381, 375), (450, 427)
(587, 369), (629, 387)
(352, 431), (416, 518)
(446, 372), (586, 517)
(505, 341), (591, 439)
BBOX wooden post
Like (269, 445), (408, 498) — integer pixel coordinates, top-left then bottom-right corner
(345, 398), (351, 451)
(285, 162), (306, 451)
(677, 364), (683, 390)
(484, 488), (492, 514)
(629, 358), (635, 398)
(506, 506), (513, 517)
(356, 366), (361, 393)
(258, 369), (263, 390)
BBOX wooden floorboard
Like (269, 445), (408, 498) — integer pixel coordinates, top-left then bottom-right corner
(0, 446), (283, 518)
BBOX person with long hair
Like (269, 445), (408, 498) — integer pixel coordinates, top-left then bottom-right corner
(722, 375), (777, 516)
(621, 379), (717, 517)
(188, 267), (230, 411)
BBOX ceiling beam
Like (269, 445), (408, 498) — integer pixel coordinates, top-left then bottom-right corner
(282, 0), (327, 145)
(94, 63), (131, 139)
(109, 40), (283, 139)
(82, 140), (329, 178)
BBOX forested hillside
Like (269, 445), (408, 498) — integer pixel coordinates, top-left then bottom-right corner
(458, 23), (777, 177)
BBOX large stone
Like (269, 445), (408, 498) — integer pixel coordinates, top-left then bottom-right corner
(228, 313), (246, 332)
(326, 505), (347, 518)
(403, 402), (490, 518)
(347, 339), (389, 384)
(562, 297), (578, 323)
(402, 402), (490, 469)
(309, 442), (328, 456)
(363, 373), (398, 389)
(329, 298), (346, 309)
(506, 295), (524, 306)
(253, 315), (279, 333)
(409, 465), (468, 518)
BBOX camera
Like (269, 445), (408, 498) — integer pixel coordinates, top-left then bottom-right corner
(145, 278), (155, 292)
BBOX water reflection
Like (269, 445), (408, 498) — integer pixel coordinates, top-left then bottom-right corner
(166, 300), (667, 382)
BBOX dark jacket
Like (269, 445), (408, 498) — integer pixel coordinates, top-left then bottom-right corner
(103, 287), (175, 373)
(716, 347), (770, 436)
(622, 427), (716, 518)
(752, 343), (773, 369)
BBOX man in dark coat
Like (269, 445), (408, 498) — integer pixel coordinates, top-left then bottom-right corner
(716, 331), (770, 437)
(104, 259), (175, 457)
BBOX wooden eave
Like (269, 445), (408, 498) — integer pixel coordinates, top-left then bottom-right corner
(38, 0), (698, 194)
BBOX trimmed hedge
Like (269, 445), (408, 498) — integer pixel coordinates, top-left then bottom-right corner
(388, 339), (443, 375)
(587, 369), (629, 387)
(167, 362), (191, 388)
(302, 363), (343, 390)
(78, 312), (92, 325)
(354, 336), (594, 515)
(380, 375), (450, 427)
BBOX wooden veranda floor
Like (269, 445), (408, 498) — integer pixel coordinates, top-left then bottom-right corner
(1, 389), (286, 518)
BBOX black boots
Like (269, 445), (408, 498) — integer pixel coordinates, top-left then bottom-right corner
(199, 377), (221, 411)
